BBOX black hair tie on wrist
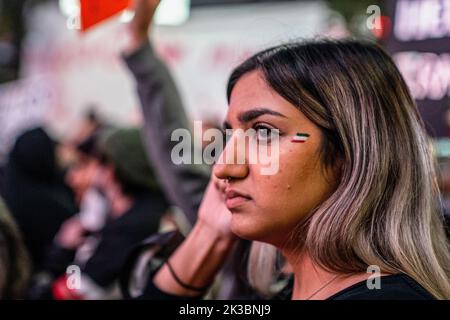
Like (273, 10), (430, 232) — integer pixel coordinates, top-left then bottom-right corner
(165, 260), (210, 293)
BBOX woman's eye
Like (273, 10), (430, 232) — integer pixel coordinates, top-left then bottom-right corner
(254, 125), (279, 142)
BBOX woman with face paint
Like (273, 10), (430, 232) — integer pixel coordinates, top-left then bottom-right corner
(212, 41), (450, 300)
(152, 41), (450, 300)
(127, 1), (450, 300)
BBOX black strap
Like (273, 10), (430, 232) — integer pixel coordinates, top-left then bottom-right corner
(119, 230), (185, 299)
(165, 259), (211, 293)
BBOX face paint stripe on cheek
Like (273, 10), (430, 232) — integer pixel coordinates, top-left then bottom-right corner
(291, 133), (310, 143)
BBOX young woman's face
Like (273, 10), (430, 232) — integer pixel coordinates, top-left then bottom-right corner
(214, 71), (339, 247)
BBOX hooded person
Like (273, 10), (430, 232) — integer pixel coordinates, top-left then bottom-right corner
(50, 127), (170, 300)
(3, 127), (78, 272)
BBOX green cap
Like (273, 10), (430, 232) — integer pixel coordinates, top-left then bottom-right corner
(100, 127), (158, 191)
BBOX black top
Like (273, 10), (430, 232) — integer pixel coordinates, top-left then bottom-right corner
(138, 273), (435, 300)
(273, 273), (435, 300)
(83, 193), (168, 287)
(3, 128), (77, 271)
(327, 274), (435, 300)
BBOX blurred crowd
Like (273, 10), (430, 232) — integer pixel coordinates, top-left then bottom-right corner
(0, 113), (178, 299)
(0, 0), (220, 297)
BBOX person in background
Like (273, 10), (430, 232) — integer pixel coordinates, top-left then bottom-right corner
(57, 108), (107, 194)
(80, 108), (103, 141)
(68, 108), (105, 154)
(2, 127), (77, 273)
(25, 130), (112, 299)
(65, 131), (104, 204)
(59, 108), (108, 202)
(48, 127), (170, 299)
(64, 130), (110, 232)
(0, 197), (30, 299)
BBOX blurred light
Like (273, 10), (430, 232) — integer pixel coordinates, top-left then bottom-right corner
(59, 0), (81, 30)
(59, 0), (80, 17)
(155, 0), (191, 26)
(435, 139), (450, 158)
(371, 16), (392, 40)
(119, 10), (135, 23)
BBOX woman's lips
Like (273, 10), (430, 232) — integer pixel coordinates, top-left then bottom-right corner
(225, 189), (252, 210)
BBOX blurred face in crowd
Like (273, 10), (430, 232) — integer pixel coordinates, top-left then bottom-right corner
(66, 152), (101, 203)
(94, 163), (119, 201)
(213, 71), (339, 247)
(94, 162), (137, 218)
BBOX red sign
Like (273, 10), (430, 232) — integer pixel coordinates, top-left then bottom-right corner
(80, 0), (131, 31)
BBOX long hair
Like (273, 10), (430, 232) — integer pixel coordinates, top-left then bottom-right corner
(227, 39), (450, 299)
(0, 198), (30, 299)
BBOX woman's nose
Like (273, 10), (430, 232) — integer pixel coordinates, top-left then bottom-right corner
(213, 133), (249, 180)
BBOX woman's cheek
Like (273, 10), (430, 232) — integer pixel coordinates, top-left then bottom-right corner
(235, 144), (321, 242)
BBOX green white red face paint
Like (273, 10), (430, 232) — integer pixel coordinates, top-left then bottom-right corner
(291, 133), (310, 143)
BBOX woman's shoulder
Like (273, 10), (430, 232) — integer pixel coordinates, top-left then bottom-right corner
(327, 274), (436, 300)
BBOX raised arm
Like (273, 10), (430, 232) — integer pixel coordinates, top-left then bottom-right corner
(122, 0), (210, 227)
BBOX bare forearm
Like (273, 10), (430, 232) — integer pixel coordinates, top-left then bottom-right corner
(153, 221), (236, 297)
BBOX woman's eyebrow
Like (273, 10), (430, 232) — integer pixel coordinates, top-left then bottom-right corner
(237, 108), (287, 123)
